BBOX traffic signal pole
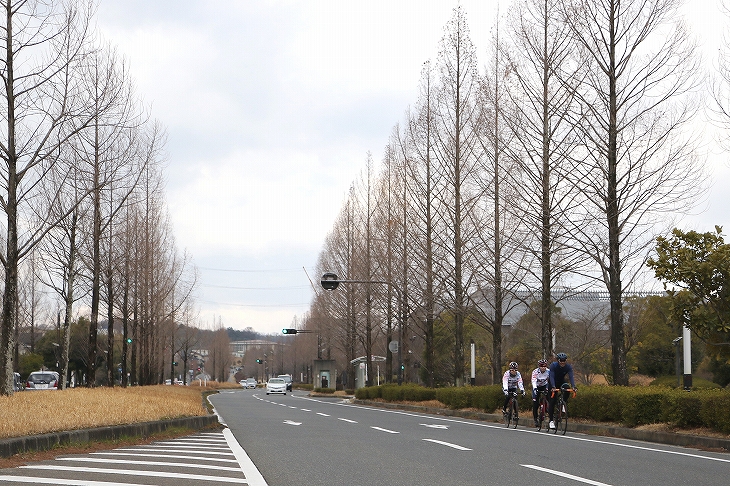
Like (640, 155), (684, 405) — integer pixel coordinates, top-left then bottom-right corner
(321, 273), (405, 385)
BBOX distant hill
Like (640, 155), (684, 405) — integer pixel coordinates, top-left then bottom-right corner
(226, 327), (261, 342)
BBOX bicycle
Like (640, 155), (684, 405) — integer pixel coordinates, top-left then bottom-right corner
(535, 389), (550, 431)
(551, 384), (576, 435)
(503, 390), (520, 428)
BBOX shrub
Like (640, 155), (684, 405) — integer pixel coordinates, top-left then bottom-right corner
(313, 387), (335, 394)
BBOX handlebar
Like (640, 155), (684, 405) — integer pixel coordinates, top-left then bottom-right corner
(550, 387), (577, 398)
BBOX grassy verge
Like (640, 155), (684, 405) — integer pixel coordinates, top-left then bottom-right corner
(2, 381), (238, 439)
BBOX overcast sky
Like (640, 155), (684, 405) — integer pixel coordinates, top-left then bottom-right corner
(94, 1), (728, 336)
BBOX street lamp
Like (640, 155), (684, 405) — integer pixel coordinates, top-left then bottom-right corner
(321, 272), (405, 385)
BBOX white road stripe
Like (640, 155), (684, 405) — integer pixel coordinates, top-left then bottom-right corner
(91, 451), (238, 463)
(338, 418), (358, 423)
(371, 426), (399, 434)
(523, 465), (613, 486)
(113, 447), (234, 456)
(0, 476), (152, 485)
(20, 465), (244, 483)
(422, 439), (471, 450)
(57, 457), (242, 472)
(317, 412), (330, 417)
(130, 444), (230, 450)
(224, 427), (269, 486)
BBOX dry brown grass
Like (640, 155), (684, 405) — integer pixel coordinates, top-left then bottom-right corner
(1, 383), (235, 439)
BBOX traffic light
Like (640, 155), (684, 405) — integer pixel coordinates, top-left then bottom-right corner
(282, 328), (298, 334)
(126, 338), (132, 344)
(172, 361), (178, 366)
(256, 359), (262, 364)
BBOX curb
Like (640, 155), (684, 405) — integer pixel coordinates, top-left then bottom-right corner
(354, 399), (730, 451)
(0, 414), (220, 459)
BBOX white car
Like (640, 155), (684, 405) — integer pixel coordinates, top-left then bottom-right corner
(266, 377), (287, 395)
(243, 378), (257, 389)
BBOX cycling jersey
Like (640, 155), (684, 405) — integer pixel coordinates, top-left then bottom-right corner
(549, 361), (575, 389)
(531, 367), (549, 389)
(502, 370), (524, 392)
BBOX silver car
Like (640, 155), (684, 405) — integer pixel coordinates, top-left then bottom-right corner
(244, 378), (257, 389)
(25, 371), (59, 390)
(266, 377), (287, 395)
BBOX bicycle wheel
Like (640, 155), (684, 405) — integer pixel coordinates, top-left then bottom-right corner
(552, 398), (562, 434)
(511, 398), (519, 429)
(537, 399), (546, 431)
(504, 398), (512, 427)
(558, 400), (568, 435)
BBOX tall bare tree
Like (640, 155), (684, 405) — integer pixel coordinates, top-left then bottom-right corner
(0, 0), (100, 395)
(431, 6), (483, 386)
(562, 0), (703, 385)
(503, 0), (587, 359)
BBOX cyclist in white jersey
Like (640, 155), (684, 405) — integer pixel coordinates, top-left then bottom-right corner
(501, 361), (525, 414)
(531, 359), (550, 427)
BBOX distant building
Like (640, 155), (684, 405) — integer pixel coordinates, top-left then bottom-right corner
(230, 340), (280, 358)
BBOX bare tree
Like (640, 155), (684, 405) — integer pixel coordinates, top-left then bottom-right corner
(0, 0), (100, 395)
(430, 6), (483, 386)
(405, 61), (441, 387)
(561, 0), (704, 385)
(503, 0), (589, 360)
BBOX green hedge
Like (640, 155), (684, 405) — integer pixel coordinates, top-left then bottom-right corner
(355, 383), (730, 434)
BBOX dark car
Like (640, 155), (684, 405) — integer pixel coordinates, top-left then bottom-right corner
(278, 374), (293, 392)
(25, 371), (60, 390)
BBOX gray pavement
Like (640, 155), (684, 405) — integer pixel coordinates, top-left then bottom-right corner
(354, 398), (730, 452)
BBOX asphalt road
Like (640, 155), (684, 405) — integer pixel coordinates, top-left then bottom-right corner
(0, 389), (727, 485)
(211, 389), (730, 486)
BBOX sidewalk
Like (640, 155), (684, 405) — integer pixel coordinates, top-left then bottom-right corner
(354, 399), (730, 452)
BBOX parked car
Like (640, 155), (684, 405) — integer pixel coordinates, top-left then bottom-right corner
(278, 374), (293, 391)
(266, 377), (287, 395)
(13, 372), (22, 392)
(244, 378), (257, 389)
(25, 371), (59, 390)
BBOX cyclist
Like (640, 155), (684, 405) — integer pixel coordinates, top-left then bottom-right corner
(501, 361), (525, 415)
(531, 359), (550, 427)
(548, 352), (576, 429)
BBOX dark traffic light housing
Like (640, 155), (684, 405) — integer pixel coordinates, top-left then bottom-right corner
(282, 328), (298, 334)
(256, 359), (262, 364)
(321, 272), (340, 290)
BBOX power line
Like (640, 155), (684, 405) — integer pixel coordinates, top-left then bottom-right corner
(200, 284), (309, 290)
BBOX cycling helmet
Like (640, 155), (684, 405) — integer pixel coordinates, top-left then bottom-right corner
(556, 352), (568, 361)
(508, 361), (518, 370)
(537, 359), (548, 367)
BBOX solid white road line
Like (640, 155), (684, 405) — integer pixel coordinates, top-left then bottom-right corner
(57, 457), (242, 472)
(91, 451), (238, 463)
(224, 427), (269, 486)
(20, 465), (244, 483)
(0, 477), (151, 485)
(522, 465), (613, 486)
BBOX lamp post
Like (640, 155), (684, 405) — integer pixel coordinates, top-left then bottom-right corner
(321, 272), (405, 385)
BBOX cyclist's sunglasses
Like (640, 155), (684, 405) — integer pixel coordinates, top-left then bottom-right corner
(558, 359), (567, 363)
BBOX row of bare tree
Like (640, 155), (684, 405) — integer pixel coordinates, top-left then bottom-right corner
(0, 1), (197, 395)
(301, 1), (718, 387)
